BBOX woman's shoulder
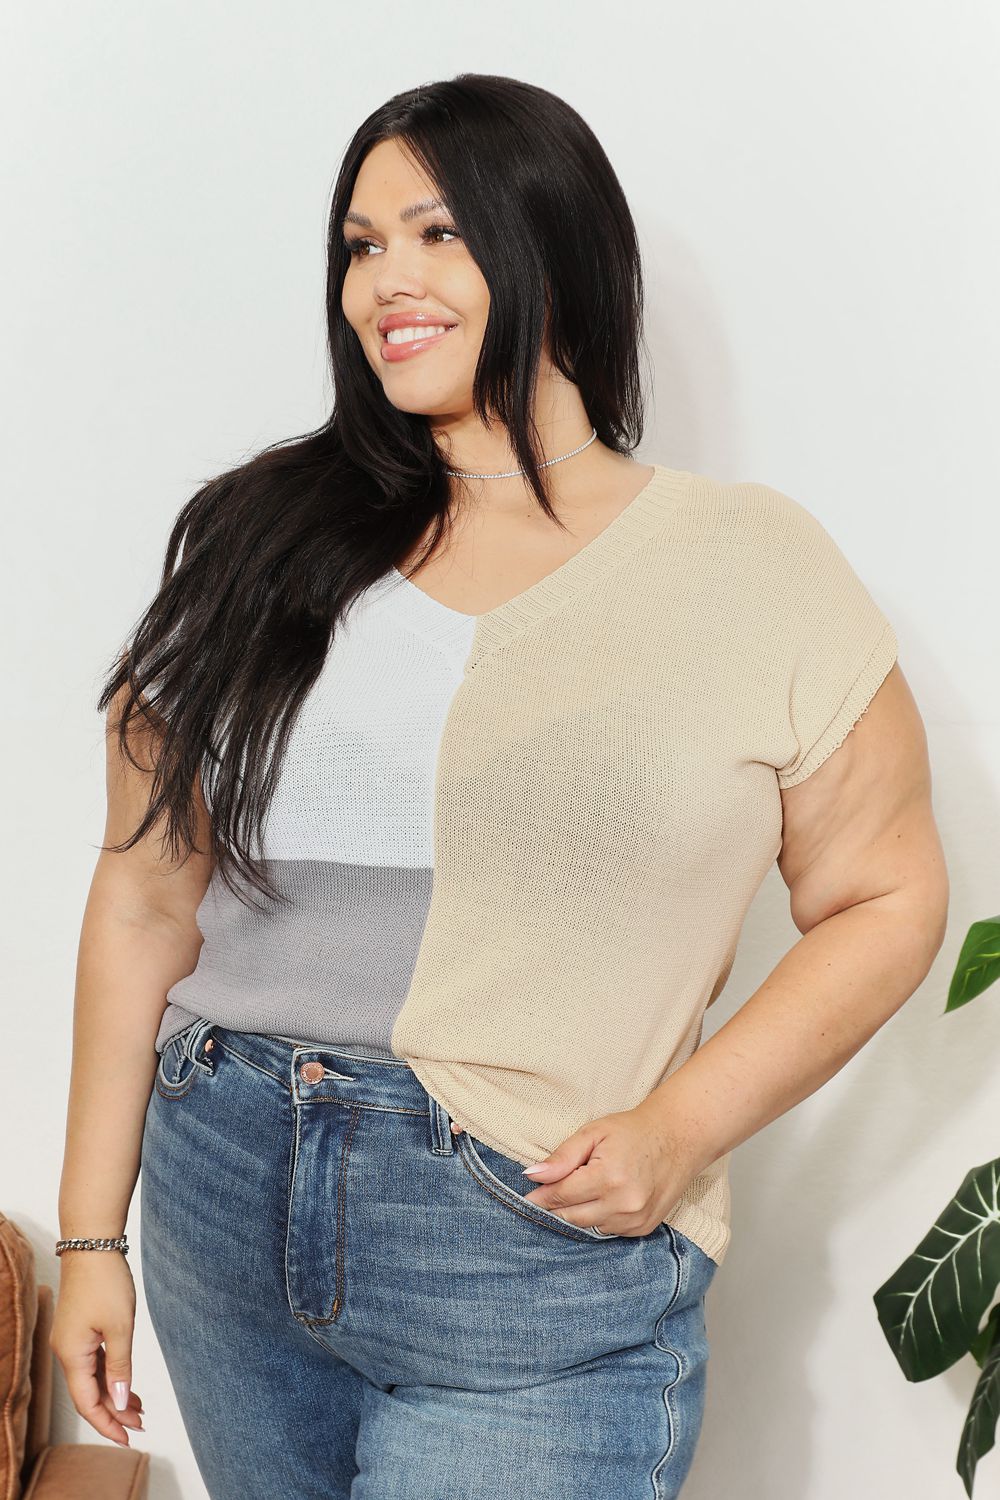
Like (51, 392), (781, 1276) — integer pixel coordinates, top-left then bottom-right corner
(652, 464), (837, 565)
(679, 466), (821, 529)
(662, 467), (887, 622)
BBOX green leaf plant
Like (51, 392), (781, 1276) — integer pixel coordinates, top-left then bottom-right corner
(873, 917), (1000, 1496)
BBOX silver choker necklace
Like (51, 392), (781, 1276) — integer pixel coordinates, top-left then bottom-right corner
(444, 427), (598, 480)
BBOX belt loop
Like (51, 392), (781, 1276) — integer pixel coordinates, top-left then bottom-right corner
(185, 1020), (216, 1073)
(428, 1095), (456, 1155)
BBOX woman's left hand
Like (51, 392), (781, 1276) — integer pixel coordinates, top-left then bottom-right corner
(520, 1104), (704, 1237)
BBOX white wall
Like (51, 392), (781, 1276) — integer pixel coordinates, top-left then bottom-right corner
(3, 3), (998, 1496)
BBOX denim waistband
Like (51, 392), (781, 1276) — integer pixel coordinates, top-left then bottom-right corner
(170, 1017), (458, 1153)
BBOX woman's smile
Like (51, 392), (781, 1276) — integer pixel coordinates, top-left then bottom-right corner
(379, 323), (459, 363)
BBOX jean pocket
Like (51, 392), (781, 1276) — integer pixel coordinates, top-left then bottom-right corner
(454, 1130), (623, 1244)
(154, 1019), (213, 1100)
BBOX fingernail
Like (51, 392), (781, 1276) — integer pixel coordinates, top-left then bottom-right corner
(112, 1381), (130, 1410)
(522, 1165), (545, 1176)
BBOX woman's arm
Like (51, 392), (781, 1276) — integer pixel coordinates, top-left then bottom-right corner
(522, 663), (950, 1234)
(635, 661), (949, 1177)
(51, 682), (214, 1446)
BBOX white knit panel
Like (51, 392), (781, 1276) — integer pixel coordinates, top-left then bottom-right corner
(259, 571), (477, 864)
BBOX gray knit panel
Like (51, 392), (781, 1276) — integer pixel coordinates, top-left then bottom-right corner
(153, 858), (433, 1054)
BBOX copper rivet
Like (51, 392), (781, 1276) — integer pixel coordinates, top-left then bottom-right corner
(203, 1039), (215, 1052)
(300, 1060), (325, 1083)
(451, 1122), (463, 1134)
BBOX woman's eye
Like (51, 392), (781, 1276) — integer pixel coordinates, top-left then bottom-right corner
(343, 223), (461, 259)
(423, 222), (460, 246)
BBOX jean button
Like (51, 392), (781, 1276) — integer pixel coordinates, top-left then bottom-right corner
(300, 1061), (324, 1084)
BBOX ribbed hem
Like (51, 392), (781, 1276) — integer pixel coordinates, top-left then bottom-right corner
(665, 1198), (731, 1267)
(402, 1053), (733, 1267)
(777, 621), (899, 789)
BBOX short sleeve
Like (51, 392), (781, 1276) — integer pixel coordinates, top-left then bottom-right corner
(768, 490), (899, 790)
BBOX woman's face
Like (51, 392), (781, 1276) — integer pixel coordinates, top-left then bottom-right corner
(340, 138), (490, 419)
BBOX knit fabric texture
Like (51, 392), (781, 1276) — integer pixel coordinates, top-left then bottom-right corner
(154, 464), (898, 1265)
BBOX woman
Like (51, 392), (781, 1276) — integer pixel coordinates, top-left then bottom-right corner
(52, 73), (948, 1499)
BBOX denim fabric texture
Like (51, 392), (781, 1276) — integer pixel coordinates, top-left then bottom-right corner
(140, 1017), (719, 1499)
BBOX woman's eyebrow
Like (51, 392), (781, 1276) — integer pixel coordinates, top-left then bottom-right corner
(342, 198), (446, 230)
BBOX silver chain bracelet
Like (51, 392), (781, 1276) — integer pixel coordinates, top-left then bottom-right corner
(55, 1235), (129, 1257)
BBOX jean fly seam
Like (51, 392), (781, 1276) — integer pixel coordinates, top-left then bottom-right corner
(286, 1103), (361, 1330)
(331, 1105), (361, 1324)
(283, 1084), (305, 1328)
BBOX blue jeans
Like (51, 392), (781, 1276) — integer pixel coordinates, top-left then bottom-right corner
(140, 1017), (719, 1499)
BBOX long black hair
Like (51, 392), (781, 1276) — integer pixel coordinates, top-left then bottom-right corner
(98, 72), (649, 908)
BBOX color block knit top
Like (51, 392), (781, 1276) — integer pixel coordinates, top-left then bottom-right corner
(153, 464), (899, 1266)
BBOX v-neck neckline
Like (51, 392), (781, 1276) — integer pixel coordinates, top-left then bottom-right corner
(391, 464), (692, 671)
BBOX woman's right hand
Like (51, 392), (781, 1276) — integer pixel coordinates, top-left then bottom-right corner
(49, 1251), (146, 1446)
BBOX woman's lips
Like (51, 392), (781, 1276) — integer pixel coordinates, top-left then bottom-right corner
(380, 325), (458, 363)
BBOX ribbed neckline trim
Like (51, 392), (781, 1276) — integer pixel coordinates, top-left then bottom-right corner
(464, 463), (692, 668)
(361, 463), (692, 669)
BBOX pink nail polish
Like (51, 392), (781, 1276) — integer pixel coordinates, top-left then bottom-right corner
(112, 1381), (130, 1411)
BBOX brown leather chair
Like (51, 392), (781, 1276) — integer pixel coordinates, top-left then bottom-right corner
(1, 1212), (149, 1499)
